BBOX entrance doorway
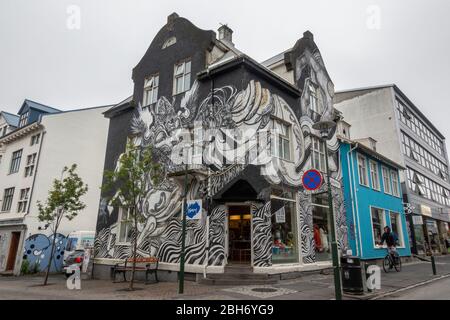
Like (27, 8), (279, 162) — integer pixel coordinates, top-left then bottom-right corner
(6, 232), (20, 271)
(228, 205), (251, 264)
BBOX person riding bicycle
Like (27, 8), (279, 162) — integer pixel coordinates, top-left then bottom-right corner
(379, 226), (398, 268)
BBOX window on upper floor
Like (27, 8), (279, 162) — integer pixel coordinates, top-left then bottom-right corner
(357, 154), (369, 187)
(311, 136), (326, 172)
(309, 83), (324, 115)
(1, 126), (7, 137)
(30, 133), (41, 146)
(18, 111), (29, 128)
(369, 160), (380, 191)
(391, 170), (400, 197)
(162, 36), (177, 49)
(396, 100), (444, 155)
(25, 153), (37, 178)
(272, 119), (292, 161)
(1, 187), (15, 212)
(173, 59), (191, 95)
(143, 74), (159, 107)
(9, 149), (23, 174)
(17, 188), (30, 213)
(382, 166), (392, 195)
(401, 131), (448, 181)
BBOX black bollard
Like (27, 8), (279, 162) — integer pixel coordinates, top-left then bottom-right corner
(431, 255), (437, 275)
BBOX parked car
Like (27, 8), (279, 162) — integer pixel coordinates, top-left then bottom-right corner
(63, 231), (95, 277)
(63, 250), (85, 278)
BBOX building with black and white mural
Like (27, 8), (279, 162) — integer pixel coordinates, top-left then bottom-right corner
(93, 13), (348, 278)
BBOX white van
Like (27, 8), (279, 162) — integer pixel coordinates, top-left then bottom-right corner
(63, 231), (95, 274)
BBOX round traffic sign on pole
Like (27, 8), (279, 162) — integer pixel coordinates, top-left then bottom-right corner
(302, 169), (323, 191)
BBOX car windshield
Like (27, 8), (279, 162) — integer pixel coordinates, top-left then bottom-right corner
(66, 238), (78, 251)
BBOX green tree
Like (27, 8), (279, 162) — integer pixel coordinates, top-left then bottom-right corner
(37, 164), (88, 285)
(103, 141), (163, 290)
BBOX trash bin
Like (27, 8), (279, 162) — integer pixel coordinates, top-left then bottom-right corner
(341, 256), (366, 295)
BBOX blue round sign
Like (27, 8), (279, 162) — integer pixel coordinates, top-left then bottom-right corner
(302, 169), (323, 191)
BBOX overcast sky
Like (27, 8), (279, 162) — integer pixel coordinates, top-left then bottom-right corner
(1, 0), (449, 150)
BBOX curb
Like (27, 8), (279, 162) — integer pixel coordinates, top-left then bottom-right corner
(367, 273), (450, 300)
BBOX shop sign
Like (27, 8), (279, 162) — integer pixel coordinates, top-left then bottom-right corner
(274, 207), (286, 223)
(420, 205), (432, 217)
(412, 215), (423, 225)
(185, 200), (202, 220)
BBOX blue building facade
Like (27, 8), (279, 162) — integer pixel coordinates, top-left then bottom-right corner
(340, 137), (411, 260)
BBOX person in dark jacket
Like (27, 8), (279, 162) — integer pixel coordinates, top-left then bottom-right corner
(379, 226), (398, 268)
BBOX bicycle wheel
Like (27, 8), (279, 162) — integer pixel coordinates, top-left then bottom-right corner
(394, 256), (402, 272)
(383, 255), (391, 273)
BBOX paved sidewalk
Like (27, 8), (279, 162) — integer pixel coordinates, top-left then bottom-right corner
(0, 255), (449, 300)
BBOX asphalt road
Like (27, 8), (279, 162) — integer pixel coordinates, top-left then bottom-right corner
(383, 276), (450, 300)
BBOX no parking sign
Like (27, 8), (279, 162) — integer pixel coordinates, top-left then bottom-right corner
(302, 169), (323, 191)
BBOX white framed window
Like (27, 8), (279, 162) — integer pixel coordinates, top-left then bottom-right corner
(309, 84), (323, 114)
(382, 166), (392, 194)
(17, 188), (30, 213)
(19, 111), (29, 127)
(357, 154), (369, 186)
(173, 59), (191, 95)
(25, 153), (37, 177)
(369, 160), (380, 191)
(143, 74), (159, 106)
(311, 136), (326, 172)
(371, 207), (386, 247)
(118, 207), (132, 244)
(272, 119), (291, 161)
(30, 133), (41, 146)
(391, 170), (400, 197)
(389, 211), (404, 247)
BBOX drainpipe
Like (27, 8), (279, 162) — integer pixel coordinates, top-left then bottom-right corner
(204, 215), (210, 278)
(347, 142), (362, 257)
(202, 68), (214, 278)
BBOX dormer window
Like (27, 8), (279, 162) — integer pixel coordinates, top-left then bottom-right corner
(162, 37), (177, 49)
(143, 74), (159, 107)
(19, 111), (29, 127)
(173, 59), (191, 95)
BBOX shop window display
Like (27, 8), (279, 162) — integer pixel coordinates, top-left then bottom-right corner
(311, 194), (331, 262)
(271, 191), (298, 264)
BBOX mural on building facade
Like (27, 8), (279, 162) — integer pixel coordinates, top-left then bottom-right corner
(22, 233), (67, 273)
(95, 47), (348, 268)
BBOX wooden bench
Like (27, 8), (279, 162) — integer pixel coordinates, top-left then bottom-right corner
(111, 257), (159, 284)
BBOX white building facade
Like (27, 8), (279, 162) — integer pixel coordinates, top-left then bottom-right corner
(0, 102), (109, 275)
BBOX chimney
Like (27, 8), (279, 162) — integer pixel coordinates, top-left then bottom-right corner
(303, 30), (314, 41)
(218, 24), (233, 45)
(356, 137), (377, 152)
(167, 12), (179, 24)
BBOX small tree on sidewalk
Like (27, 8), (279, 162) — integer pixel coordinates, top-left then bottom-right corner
(103, 141), (162, 290)
(37, 164), (88, 286)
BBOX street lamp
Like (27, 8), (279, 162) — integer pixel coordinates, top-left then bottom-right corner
(312, 120), (342, 300)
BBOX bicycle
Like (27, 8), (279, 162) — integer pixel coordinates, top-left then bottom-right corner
(382, 247), (402, 273)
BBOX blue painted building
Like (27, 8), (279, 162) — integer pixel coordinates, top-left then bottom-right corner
(339, 136), (411, 260)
